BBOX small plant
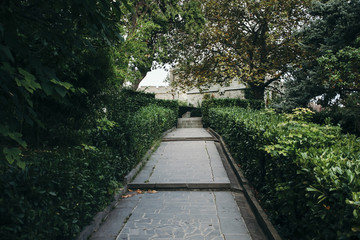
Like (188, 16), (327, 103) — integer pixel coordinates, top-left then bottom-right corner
(285, 107), (314, 121)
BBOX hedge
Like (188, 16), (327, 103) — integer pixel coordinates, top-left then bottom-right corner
(206, 107), (360, 240)
(201, 98), (264, 127)
(0, 89), (178, 240)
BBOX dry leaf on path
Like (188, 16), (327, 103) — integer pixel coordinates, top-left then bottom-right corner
(136, 189), (144, 194)
(147, 190), (158, 194)
(122, 194), (134, 199)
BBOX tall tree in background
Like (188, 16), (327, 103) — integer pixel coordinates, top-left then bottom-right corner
(284, 0), (360, 109)
(171, 0), (311, 100)
(113, 0), (205, 90)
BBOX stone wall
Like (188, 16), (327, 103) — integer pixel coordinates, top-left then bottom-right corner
(138, 84), (246, 107)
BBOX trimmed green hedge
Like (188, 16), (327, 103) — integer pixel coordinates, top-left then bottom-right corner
(0, 89), (178, 240)
(201, 98), (264, 127)
(131, 104), (177, 160)
(206, 107), (360, 240)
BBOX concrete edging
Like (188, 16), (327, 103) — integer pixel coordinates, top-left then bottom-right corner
(207, 128), (282, 240)
(77, 127), (176, 240)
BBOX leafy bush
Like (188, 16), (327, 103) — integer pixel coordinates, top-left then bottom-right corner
(130, 105), (177, 160)
(0, 148), (121, 240)
(207, 107), (360, 240)
(313, 103), (360, 137)
(201, 98), (264, 127)
(0, 89), (178, 239)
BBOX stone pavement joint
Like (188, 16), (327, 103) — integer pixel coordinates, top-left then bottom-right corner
(89, 128), (267, 240)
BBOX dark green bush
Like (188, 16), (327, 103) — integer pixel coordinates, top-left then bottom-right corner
(201, 98), (264, 127)
(0, 89), (178, 240)
(178, 106), (202, 117)
(207, 107), (360, 240)
(130, 105), (177, 160)
(0, 148), (120, 240)
(313, 106), (360, 137)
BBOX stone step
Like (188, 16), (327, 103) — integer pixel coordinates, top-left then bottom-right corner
(177, 117), (203, 128)
(128, 183), (231, 190)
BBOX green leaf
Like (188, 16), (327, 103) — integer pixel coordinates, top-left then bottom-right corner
(49, 192), (57, 196)
(16, 160), (26, 169)
(50, 79), (73, 90)
(55, 86), (67, 98)
(3, 147), (21, 164)
(41, 82), (54, 96)
(17, 68), (41, 93)
(306, 186), (322, 193)
(8, 132), (27, 148)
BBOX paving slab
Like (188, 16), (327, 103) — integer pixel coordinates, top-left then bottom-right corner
(163, 128), (213, 139)
(130, 141), (230, 186)
(90, 191), (252, 240)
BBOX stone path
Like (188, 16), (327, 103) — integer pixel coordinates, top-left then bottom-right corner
(90, 125), (265, 240)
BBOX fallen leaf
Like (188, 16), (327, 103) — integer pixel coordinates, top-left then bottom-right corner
(122, 194), (134, 199)
(147, 190), (158, 194)
(136, 189), (144, 194)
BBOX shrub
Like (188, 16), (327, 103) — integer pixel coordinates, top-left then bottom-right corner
(130, 104), (177, 160)
(201, 98), (264, 127)
(0, 148), (120, 240)
(207, 107), (360, 240)
(0, 89), (178, 239)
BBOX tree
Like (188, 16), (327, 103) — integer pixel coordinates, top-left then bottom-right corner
(0, 0), (125, 168)
(170, 0), (311, 100)
(285, 0), (360, 107)
(112, 0), (205, 90)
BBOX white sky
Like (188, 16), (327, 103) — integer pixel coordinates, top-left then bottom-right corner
(138, 68), (170, 87)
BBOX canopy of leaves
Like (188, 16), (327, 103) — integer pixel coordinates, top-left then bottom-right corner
(284, 0), (360, 108)
(0, 0), (125, 167)
(171, 0), (311, 99)
(112, 0), (205, 90)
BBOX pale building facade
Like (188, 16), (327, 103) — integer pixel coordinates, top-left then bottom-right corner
(137, 70), (247, 107)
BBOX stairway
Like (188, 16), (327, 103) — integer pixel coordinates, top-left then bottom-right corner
(177, 116), (203, 128)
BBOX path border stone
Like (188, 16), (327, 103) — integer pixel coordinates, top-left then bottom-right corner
(207, 128), (282, 240)
(77, 127), (176, 240)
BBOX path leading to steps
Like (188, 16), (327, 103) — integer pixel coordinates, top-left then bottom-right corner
(90, 127), (267, 240)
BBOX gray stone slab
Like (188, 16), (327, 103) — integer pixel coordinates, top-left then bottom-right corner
(89, 191), (251, 240)
(128, 183), (231, 190)
(164, 128), (212, 139)
(131, 141), (230, 185)
(90, 197), (141, 240)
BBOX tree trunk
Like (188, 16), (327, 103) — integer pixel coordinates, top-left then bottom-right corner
(131, 78), (142, 91)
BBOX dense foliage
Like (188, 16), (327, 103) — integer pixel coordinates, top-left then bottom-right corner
(0, 89), (178, 239)
(281, 0), (360, 134)
(114, 0), (205, 89)
(206, 107), (360, 240)
(201, 98), (264, 127)
(171, 0), (311, 99)
(0, 0), (127, 167)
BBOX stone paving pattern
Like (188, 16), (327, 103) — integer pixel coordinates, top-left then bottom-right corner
(90, 128), (254, 240)
(131, 141), (230, 184)
(163, 128), (212, 139)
